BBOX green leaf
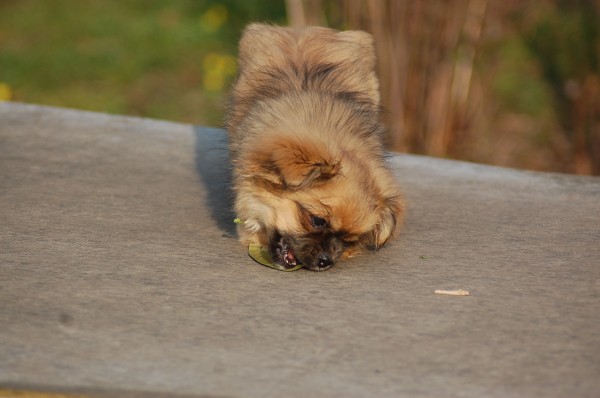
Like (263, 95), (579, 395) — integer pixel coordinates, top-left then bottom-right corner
(248, 243), (303, 272)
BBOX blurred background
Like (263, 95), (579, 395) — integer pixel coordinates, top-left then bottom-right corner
(1, 0), (599, 175)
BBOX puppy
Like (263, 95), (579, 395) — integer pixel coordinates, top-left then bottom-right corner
(226, 23), (404, 271)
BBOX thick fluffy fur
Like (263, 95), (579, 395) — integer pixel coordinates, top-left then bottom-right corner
(227, 23), (404, 271)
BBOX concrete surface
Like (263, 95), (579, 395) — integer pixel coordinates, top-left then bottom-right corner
(1, 102), (599, 398)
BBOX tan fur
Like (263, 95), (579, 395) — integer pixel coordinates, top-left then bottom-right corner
(226, 23), (404, 270)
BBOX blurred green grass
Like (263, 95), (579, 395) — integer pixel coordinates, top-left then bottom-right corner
(0, 0), (286, 126)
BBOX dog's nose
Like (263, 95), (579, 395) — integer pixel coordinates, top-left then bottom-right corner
(316, 254), (333, 269)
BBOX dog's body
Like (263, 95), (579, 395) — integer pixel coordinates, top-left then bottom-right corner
(227, 23), (404, 271)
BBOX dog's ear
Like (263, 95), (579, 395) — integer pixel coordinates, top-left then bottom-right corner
(243, 136), (340, 191)
(364, 196), (404, 250)
(270, 143), (340, 190)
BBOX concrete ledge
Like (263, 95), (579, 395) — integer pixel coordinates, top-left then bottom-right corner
(1, 102), (599, 397)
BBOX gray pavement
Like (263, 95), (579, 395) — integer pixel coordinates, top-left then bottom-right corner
(1, 102), (599, 397)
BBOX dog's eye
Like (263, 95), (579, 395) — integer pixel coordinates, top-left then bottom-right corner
(342, 239), (357, 248)
(310, 215), (328, 228)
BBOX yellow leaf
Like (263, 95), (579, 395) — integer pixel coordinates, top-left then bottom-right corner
(0, 83), (12, 101)
(199, 5), (228, 33)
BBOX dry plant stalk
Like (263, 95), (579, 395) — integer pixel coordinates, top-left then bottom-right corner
(435, 289), (470, 296)
(287, 1), (489, 156)
(361, 0), (488, 156)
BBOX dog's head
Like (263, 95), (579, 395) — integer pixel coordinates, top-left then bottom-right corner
(233, 94), (404, 271)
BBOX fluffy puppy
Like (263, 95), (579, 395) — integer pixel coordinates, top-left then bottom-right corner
(226, 23), (404, 271)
